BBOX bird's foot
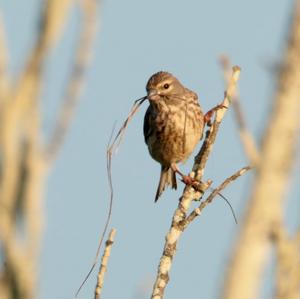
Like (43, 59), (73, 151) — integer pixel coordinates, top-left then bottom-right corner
(171, 163), (190, 183)
(181, 175), (197, 186)
(171, 163), (201, 189)
(204, 104), (227, 126)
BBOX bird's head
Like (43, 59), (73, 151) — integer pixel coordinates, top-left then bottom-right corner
(146, 71), (185, 102)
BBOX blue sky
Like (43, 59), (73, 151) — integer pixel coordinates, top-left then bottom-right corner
(1, 1), (295, 298)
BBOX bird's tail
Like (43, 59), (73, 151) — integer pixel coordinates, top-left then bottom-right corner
(155, 166), (177, 202)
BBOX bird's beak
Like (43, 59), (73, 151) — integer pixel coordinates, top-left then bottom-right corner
(147, 89), (159, 101)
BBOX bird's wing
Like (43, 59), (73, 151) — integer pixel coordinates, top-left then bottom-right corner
(187, 89), (199, 103)
(143, 105), (153, 144)
(185, 89), (205, 140)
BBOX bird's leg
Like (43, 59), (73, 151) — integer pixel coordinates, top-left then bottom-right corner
(204, 104), (227, 126)
(171, 163), (196, 185)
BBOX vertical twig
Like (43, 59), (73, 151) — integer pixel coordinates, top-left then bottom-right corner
(94, 229), (117, 299)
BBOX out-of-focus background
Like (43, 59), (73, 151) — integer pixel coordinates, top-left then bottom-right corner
(1, 1), (299, 299)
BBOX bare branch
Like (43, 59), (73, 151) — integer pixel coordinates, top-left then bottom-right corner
(151, 66), (241, 299)
(184, 166), (251, 228)
(94, 228), (116, 299)
(193, 66), (241, 180)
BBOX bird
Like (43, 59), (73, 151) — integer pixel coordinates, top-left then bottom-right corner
(143, 71), (204, 202)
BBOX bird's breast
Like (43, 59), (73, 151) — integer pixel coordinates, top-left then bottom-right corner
(147, 103), (203, 166)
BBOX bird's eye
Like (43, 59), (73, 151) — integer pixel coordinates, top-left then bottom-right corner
(163, 83), (170, 89)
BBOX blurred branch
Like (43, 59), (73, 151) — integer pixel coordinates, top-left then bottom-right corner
(94, 228), (116, 299)
(39, 0), (73, 49)
(0, 13), (10, 94)
(220, 55), (260, 166)
(0, 1), (99, 298)
(0, 1), (73, 297)
(272, 224), (300, 299)
(44, 0), (98, 164)
(13, 0), (72, 113)
(151, 66), (241, 299)
(222, 2), (300, 299)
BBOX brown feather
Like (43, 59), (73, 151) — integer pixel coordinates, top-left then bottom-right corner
(155, 166), (177, 202)
(143, 71), (204, 201)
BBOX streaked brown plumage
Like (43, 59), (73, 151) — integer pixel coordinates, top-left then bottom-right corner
(143, 71), (204, 201)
